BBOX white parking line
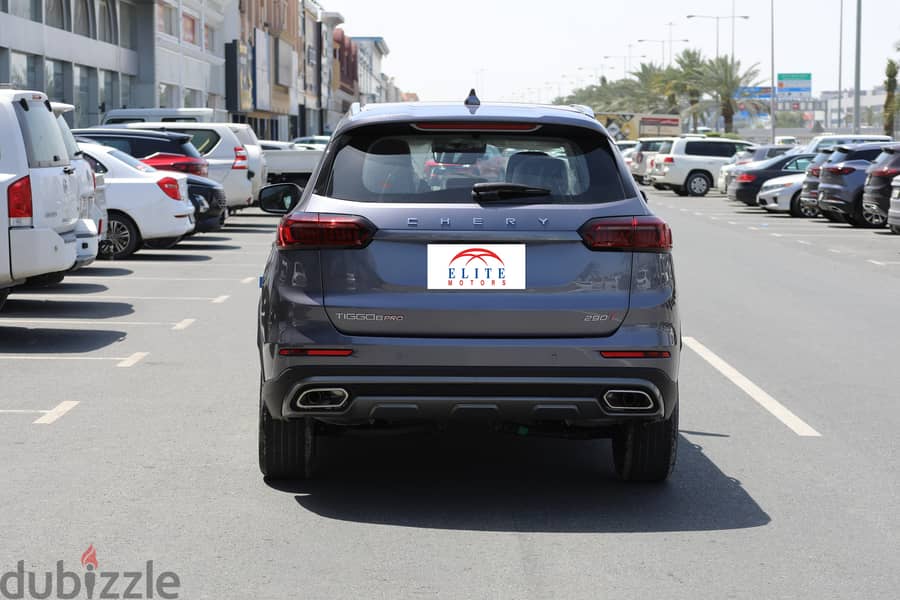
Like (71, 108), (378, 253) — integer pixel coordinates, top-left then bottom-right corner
(0, 318), (189, 328)
(684, 336), (821, 437)
(797, 240), (812, 245)
(171, 319), (196, 331)
(211, 295), (230, 304)
(71, 276), (252, 282)
(770, 233), (783, 237)
(15, 294), (227, 302)
(241, 277), (256, 284)
(728, 221), (738, 225)
(828, 249), (842, 254)
(116, 352), (148, 368)
(33, 401), (80, 425)
(0, 355), (133, 363)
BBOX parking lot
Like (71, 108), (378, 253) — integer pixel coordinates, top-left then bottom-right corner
(2, 198), (899, 598)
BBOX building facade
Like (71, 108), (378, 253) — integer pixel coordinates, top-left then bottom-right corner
(0, 0), (227, 127)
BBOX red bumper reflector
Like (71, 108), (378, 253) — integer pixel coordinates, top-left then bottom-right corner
(279, 348), (353, 357)
(600, 351), (671, 359)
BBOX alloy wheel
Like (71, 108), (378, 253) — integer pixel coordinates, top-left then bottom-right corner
(107, 219), (131, 255)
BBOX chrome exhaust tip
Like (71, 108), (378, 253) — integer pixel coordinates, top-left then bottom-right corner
(296, 388), (349, 410)
(602, 389), (655, 411)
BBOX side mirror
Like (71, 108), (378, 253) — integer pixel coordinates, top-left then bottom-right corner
(258, 183), (303, 214)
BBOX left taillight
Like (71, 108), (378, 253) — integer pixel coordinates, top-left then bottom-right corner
(157, 177), (181, 201)
(7, 176), (33, 227)
(278, 213), (376, 249)
(579, 216), (672, 251)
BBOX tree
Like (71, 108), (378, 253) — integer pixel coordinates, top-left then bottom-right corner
(670, 49), (706, 132)
(884, 59), (897, 137)
(700, 56), (764, 133)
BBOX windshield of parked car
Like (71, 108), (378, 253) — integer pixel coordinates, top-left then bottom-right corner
(317, 124), (631, 204)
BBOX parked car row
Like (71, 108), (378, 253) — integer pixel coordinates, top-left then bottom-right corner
(627, 131), (899, 235)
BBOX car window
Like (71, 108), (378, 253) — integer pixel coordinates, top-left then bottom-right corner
(685, 141), (734, 157)
(56, 115), (80, 160)
(82, 153), (108, 174)
(317, 123), (631, 204)
(105, 118), (144, 124)
(785, 157), (811, 172)
(656, 141), (673, 154)
(13, 97), (69, 168)
(161, 117), (198, 122)
(167, 129), (221, 154)
(851, 149), (881, 162)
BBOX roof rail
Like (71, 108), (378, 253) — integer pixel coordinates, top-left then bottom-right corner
(568, 104), (595, 118)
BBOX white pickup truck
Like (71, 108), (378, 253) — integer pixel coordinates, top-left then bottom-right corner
(1, 89), (80, 310)
(259, 141), (324, 188)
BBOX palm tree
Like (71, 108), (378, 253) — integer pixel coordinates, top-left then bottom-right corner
(701, 56), (764, 133)
(884, 59), (897, 137)
(669, 49), (706, 132)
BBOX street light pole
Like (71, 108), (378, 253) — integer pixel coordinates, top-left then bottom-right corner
(852, 0), (861, 133)
(770, 0), (776, 144)
(687, 14), (748, 61)
(837, 0), (843, 128)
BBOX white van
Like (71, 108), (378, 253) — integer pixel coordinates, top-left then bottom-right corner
(101, 108), (227, 125)
(0, 90), (80, 309)
(801, 134), (892, 154)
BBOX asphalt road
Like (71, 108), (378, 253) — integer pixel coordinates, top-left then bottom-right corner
(1, 192), (899, 599)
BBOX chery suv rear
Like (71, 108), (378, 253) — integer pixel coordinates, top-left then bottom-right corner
(257, 98), (680, 482)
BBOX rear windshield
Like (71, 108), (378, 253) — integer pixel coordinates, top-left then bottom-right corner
(636, 140), (665, 153)
(14, 98), (69, 168)
(656, 141), (673, 154)
(170, 129), (221, 154)
(77, 134), (202, 159)
(315, 124), (632, 204)
(232, 127), (258, 146)
(871, 150), (899, 168)
(811, 151), (832, 167)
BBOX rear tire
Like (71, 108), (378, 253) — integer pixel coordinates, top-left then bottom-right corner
(685, 172), (711, 197)
(613, 403), (678, 482)
(100, 211), (140, 260)
(259, 379), (316, 480)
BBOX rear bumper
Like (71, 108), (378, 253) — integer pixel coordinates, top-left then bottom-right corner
(9, 227), (77, 280)
(733, 186), (760, 205)
(862, 191), (889, 217)
(889, 202), (900, 227)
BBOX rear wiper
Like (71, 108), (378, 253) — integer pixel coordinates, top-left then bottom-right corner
(472, 182), (551, 201)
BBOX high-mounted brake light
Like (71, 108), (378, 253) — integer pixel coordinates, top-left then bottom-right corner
(279, 348), (353, 357)
(278, 213), (376, 249)
(579, 216), (672, 251)
(600, 351), (672, 359)
(7, 176), (33, 227)
(411, 122), (541, 132)
(156, 177), (181, 200)
(232, 146), (248, 170)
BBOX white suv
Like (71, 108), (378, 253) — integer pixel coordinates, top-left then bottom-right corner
(0, 89), (80, 309)
(124, 122), (264, 209)
(649, 137), (753, 196)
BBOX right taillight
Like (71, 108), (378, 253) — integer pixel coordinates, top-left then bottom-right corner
(278, 213), (376, 249)
(232, 147), (248, 170)
(872, 167), (900, 177)
(810, 166), (821, 177)
(736, 173), (757, 183)
(8, 175), (33, 227)
(157, 177), (182, 201)
(579, 216), (672, 251)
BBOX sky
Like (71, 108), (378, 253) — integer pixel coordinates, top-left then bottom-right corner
(324, 0), (900, 102)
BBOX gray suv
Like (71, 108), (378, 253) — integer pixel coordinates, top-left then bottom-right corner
(257, 98), (681, 482)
